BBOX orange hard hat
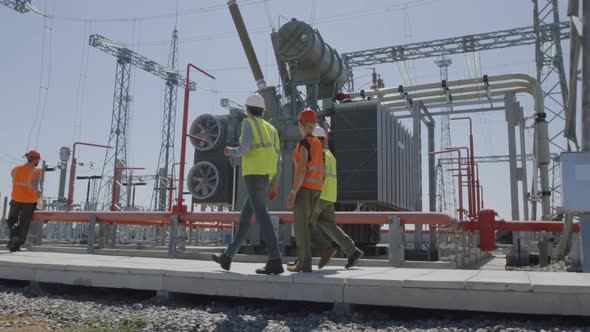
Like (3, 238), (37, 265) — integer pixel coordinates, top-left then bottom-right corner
(25, 150), (41, 160)
(297, 108), (317, 123)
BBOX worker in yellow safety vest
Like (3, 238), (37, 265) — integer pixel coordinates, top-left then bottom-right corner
(288, 126), (363, 269)
(7, 150), (43, 252)
(212, 93), (284, 275)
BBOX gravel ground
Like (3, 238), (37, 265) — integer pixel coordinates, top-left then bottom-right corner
(506, 259), (582, 273)
(0, 282), (587, 332)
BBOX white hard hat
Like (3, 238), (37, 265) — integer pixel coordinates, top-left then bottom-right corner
(312, 126), (326, 138)
(245, 94), (265, 109)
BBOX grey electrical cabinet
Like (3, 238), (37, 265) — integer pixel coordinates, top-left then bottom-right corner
(560, 152), (590, 213)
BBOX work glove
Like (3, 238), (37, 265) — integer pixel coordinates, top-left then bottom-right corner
(36, 198), (43, 210)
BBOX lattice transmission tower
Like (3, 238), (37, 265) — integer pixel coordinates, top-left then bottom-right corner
(153, 28), (180, 212)
(89, 34), (195, 211)
(434, 56), (457, 218)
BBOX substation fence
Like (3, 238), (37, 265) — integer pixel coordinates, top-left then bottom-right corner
(20, 210), (579, 268)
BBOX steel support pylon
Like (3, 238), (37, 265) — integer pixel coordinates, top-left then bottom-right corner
(0, 0), (30, 13)
(434, 57), (457, 219)
(580, 0), (590, 272)
(532, 0), (570, 216)
(98, 50), (132, 211)
(153, 28), (179, 212)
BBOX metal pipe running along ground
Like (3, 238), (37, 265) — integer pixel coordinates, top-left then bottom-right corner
(466, 209), (580, 252)
(33, 211), (454, 227)
(33, 210), (580, 252)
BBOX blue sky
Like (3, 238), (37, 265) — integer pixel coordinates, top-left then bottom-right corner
(0, 0), (571, 219)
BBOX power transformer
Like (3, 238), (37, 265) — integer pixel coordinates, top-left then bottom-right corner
(187, 15), (422, 254)
(332, 100), (419, 210)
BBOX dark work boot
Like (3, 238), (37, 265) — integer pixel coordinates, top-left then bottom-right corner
(6, 237), (18, 252)
(345, 249), (364, 269)
(255, 259), (284, 275)
(212, 253), (232, 271)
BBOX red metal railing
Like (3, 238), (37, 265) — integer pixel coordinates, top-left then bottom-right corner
(32, 209), (579, 253)
(33, 211), (454, 227)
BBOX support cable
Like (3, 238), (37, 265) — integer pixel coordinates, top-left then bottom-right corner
(309, 0), (317, 27)
(264, 0), (274, 29)
(27, 0), (55, 149)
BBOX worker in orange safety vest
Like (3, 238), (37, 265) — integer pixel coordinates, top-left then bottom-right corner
(6, 150), (43, 252)
(287, 109), (335, 272)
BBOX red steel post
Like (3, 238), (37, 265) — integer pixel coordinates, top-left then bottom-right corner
(478, 209), (496, 251)
(453, 147), (473, 219)
(449, 147), (473, 219)
(474, 164), (480, 214)
(451, 117), (476, 221)
(431, 149), (465, 221)
(176, 64), (215, 213)
(177, 64), (191, 213)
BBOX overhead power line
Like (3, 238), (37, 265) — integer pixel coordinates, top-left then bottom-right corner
(309, 0), (317, 26)
(51, 0), (265, 23)
(27, 0), (55, 150)
(124, 0), (443, 48)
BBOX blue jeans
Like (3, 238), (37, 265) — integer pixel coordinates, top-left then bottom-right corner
(225, 175), (281, 260)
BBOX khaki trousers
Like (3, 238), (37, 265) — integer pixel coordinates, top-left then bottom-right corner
(293, 188), (321, 269)
(312, 200), (357, 257)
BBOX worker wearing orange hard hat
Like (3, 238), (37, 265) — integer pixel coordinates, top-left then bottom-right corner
(6, 150), (43, 252)
(287, 126), (363, 270)
(287, 109), (335, 272)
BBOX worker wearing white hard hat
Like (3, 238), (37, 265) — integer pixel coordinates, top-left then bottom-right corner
(244, 94), (266, 109)
(213, 93), (284, 275)
(291, 126), (363, 269)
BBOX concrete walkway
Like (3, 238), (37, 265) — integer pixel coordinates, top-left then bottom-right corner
(28, 245), (457, 269)
(0, 250), (589, 316)
(475, 254), (507, 270)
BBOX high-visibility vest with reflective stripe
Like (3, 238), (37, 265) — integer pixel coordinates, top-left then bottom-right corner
(11, 164), (39, 203)
(320, 148), (337, 202)
(293, 136), (324, 191)
(241, 117), (280, 177)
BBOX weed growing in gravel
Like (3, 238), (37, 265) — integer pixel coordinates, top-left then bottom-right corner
(60, 320), (142, 332)
(68, 315), (144, 332)
(59, 327), (139, 332)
